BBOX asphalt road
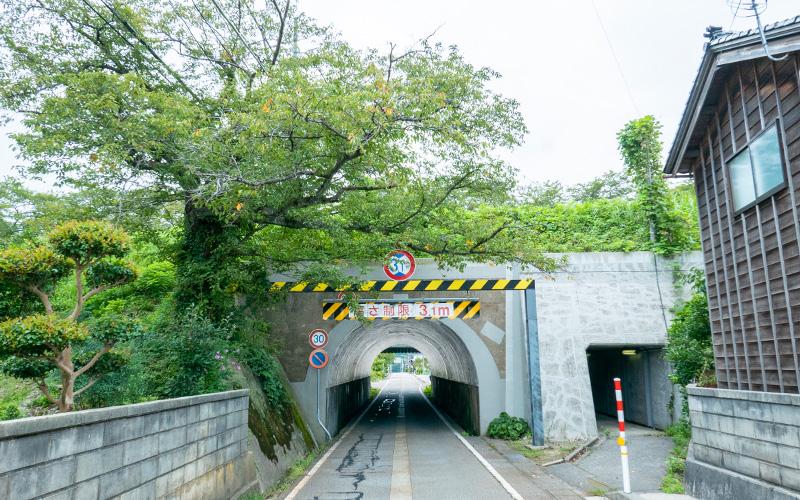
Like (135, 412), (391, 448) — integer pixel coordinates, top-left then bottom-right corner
(285, 373), (519, 500)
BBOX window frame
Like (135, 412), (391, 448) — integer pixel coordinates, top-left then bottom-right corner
(726, 119), (787, 215)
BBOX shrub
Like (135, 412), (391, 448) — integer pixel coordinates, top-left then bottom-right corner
(0, 403), (22, 420)
(486, 412), (530, 440)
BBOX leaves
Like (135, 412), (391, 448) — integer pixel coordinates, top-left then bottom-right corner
(486, 412), (530, 440)
(48, 221), (130, 266)
(0, 315), (88, 357)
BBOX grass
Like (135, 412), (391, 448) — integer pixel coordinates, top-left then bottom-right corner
(507, 440), (545, 460)
(422, 385), (432, 399)
(264, 444), (328, 498)
(588, 488), (608, 496)
(0, 374), (36, 419)
(660, 419), (691, 494)
(369, 387), (380, 400)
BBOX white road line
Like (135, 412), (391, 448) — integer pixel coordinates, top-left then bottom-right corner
(284, 381), (389, 500)
(390, 377), (412, 499)
(418, 384), (525, 500)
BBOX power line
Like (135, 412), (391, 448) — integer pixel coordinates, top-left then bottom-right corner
(590, 0), (641, 116)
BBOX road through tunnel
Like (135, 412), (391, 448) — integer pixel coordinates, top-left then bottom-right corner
(327, 320), (481, 435)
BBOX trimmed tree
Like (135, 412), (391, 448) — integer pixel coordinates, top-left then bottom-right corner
(0, 220), (137, 411)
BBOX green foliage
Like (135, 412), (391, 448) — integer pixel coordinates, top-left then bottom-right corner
(665, 270), (714, 388)
(241, 347), (288, 410)
(137, 307), (234, 399)
(423, 385), (433, 399)
(486, 412), (530, 440)
(0, 403), (21, 420)
(370, 353), (394, 381)
(134, 261), (176, 297)
(85, 257), (137, 289)
(661, 420), (691, 494)
(48, 221), (130, 266)
(617, 116), (693, 255)
(0, 315), (89, 357)
(0, 246), (70, 291)
(412, 356), (429, 375)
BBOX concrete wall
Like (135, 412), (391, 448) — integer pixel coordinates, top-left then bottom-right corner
(431, 376), (480, 435)
(0, 390), (256, 500)
(326, 377), (370, 436)
(685, 386), (800, 500)
(523, 251), (702, 440)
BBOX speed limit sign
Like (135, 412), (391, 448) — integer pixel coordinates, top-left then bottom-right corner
(308, 328), (328, 349)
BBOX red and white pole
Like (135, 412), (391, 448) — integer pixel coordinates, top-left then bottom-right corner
(614, 377), (631, 493)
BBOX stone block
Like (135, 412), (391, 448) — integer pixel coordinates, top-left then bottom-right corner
(155, 465), (184, 497)
(735, 436), (779, 464)
(722, 450), (760, 477)
(198, 402), (214, 421)
(782, 467), (800, 491)
(757, 421), (800, 448)
(183, 459), (199, 483)
(140, 456), (159, 483)
(103, 417), (145, 446)
(777, 444), (800, 470)
(123, 433), (159, 465)
(99, 461), (142, 498)
(185, 420), (210, 443)
(118, 479), (156, 500)
(71, 478), (99, 499)
(197, 434), (217, 458)
(0, 470), (8, 499)
(759, 461), (782, 486)
(75, 442), (124, 482)
(216, 428), (240, 450)
(158, 426), (187, 454)
(699, 395), (734, 416)
(9, 456), (76, 499)
(770, 403), (800, 426)
(733, 417), (758, 439)
(692, 443), (723, 466)
(732, 400), (773, 421)
(186, 404), (202, 424)
(159, 407), (188, 431)
(41, 488), (71, 500)
(703, 429), (737, 452)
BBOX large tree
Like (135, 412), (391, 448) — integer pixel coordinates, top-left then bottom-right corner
(0, 0), (554, 316)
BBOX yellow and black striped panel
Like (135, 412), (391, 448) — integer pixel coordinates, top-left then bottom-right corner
(321, 300), (481, 321)
(271, 278), (533, 293)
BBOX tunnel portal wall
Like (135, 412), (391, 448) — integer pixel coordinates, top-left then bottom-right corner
(431, 376), (480, 436)
(326, 377), (370, 436)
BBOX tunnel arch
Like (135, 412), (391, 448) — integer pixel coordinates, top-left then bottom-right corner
(327, 320), (479, 388)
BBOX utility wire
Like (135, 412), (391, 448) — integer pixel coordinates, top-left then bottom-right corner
(590, 0), (641, 116)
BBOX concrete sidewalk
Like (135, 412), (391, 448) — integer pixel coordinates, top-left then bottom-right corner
(548, 416), (675, 496)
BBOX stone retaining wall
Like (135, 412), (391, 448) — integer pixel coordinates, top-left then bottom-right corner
(0, 390), (256, 500)
(686, 385), (800, 499)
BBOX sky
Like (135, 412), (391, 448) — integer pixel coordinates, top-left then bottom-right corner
(1, 0), (799, 189)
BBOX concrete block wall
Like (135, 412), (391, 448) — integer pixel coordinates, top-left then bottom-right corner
(0, 390), (256, 500)
(686, 385), (800, 499)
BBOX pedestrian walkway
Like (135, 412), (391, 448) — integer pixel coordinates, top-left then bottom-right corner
(549, 415), (674, 496)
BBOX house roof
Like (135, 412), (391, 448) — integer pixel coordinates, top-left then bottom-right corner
(664, 16), (800, 176)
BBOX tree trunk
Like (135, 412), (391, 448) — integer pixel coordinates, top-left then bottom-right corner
(176, 198), (233, 319)
(57, 346), (75, 412)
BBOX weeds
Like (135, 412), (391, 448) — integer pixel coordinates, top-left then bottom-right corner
(660, 420), (691, 494)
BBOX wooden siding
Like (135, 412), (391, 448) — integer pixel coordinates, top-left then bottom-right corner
(693, 54), (800, 394)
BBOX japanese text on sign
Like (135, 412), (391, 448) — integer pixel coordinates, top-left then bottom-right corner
(355, 302), (456, 319)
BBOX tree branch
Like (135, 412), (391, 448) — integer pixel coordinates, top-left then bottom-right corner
(36, 379), (58, 404)
(25, 284), (53, 314)
(73, 377), (101, 397)
(74, 342), (113, 378)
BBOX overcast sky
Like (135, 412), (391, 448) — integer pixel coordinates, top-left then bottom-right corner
(1, 0), (799, 189)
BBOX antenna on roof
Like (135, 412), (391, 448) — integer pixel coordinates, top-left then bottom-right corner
(727, 0), (787, 61)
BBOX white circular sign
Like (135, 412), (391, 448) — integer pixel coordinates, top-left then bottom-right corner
(309, 328), (329, 349)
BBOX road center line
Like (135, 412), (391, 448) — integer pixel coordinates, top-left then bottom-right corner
(417, 384), (525, 500)
(390, 378), (412, 499)
(285, 380), (389, 500)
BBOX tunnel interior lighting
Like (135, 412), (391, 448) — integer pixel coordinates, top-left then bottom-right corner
(621, 349), (637, 356)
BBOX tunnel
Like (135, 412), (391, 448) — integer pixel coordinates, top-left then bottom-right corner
(325, 319), (481, 435)
(586, 345), (674, 430)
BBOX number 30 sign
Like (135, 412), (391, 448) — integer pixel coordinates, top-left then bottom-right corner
(308, 328), (328, 349)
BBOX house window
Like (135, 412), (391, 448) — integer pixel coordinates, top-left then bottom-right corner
(728, 123), (786, 212)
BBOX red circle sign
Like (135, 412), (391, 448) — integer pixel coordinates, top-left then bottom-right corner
(308, 328), (328, 349)
(309, 349), (329, 369)
(383, 250), (416, 281)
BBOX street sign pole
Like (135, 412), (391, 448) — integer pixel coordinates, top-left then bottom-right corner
(317, 368), (331, 441)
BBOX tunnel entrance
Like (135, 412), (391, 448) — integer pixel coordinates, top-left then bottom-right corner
(586, 345), (673, 430)
(327, 320), (482, 436)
